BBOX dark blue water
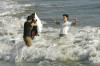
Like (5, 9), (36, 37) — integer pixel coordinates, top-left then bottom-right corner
(14, 0), (100, 27)
(3, 0), (98, 27)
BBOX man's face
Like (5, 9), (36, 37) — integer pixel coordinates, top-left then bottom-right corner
(63, 16), (67, 22)
(33, 17), (36, 21)
(28, 19), (32, 22)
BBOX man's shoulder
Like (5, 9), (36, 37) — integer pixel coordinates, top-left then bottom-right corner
(67, 21), (72, 23)
(67, 21), (72, 24)
(24, 21), (31, 26)
(24, 21), (27, 25)
(63, 21), (72, 26)
(25, 21), (31, 24)
(64, 21), (72, 24)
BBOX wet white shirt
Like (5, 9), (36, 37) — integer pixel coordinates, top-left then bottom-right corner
(60, 21), (72, 34)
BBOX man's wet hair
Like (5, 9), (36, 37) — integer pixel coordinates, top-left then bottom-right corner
(27, 15), (32, 20)
(63, 14), (69, 18)
(31, 13), (35, 18)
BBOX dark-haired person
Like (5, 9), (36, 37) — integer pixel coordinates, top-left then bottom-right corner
(52, 14), (78, 37)
(31, 13), (39, 39)
(23, 16), (34, 47)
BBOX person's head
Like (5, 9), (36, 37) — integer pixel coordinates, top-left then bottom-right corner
(63, 14), (69, 22)
(31, 13), (36, 21)
(27, 15), (32, 22)
(31, 13), (35, 18)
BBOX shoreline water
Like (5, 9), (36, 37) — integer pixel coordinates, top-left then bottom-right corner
(0, 60), (100, 66)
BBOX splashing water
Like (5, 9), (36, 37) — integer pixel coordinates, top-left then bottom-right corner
(0, 0), (100, 65)
(1, 20), (100, 63)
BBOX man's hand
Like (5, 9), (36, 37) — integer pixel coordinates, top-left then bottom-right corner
(52, 19), (56, 23)
(71, 18), (78, 26)
(74, 18), (78, 25)
(75, 19), (78, 22)
(52, 19), (60, 25)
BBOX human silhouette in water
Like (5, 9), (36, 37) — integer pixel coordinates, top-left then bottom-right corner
(31, 13), (39, 39)
(52, 14), (78, 37)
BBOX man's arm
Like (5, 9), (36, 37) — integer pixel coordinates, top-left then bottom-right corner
(52, 19), (60, 25)
(71, 19), (78, 26)
(31, 22), (37, 27)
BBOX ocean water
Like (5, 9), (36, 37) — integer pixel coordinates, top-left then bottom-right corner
(0, 0), (100, 66)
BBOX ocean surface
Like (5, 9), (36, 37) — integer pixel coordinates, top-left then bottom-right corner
(0, 0), (100, 66)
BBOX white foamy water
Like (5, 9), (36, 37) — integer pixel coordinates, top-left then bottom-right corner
(0, 0), (100, 66)
(1, 19), (100, 63)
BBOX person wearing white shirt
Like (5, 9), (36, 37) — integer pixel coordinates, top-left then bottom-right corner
(52, 14), (77, 37)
